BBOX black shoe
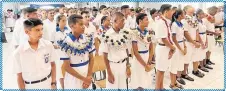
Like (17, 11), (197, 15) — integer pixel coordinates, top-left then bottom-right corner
(198, 66), (209, 72)
(209, 60), (215, 65)
(175, 83), (184, 89)
(192, 70), (204, 78)
(206, 59), (215, 65)
(204, 65), (213, 69)
(176, 77), (186, 85)
(181, 74), (194, 81)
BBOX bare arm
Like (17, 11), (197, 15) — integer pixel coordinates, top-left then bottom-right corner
(94, 38), (100, 55)
(132, 42), (147, 68)
(17, 73), (25, 89)
(87, 53), (94, 77)
(172, 35), (183, 51)
(103, 53), (112, 74)
(51, 62), (56, 83)
(184, 31), (196, 45)
(162, 38), (174, 50)
(148, 42), (154, 64)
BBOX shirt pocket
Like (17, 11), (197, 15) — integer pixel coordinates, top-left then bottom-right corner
(20, 53), (36, 73)
(40, 51), (51, 70)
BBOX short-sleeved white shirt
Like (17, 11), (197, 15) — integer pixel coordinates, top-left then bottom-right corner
(43, 19), (56, 41)
(84, 22), (97, 38)
(93, 13), (104, 27)
(203, 18), (215, 32)
(155, 16), (172, 44)
(171, 21), (185, 41)
(198, 20), (207, 42)
(181, 15), (199, 40)
(13, 39), (56, 81)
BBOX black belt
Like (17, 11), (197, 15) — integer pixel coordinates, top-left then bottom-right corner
(207, 34), (213, 36)
(158, 43), (165, 46)
(25, 72), (51, 84)
(128, 54), (132, 57)
(109, 58), (127, 63)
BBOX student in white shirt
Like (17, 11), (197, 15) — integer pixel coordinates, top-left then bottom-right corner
(171, 9), (186, 88)
(99, 12), (131, 89)
(129, 8), (137, 30)
(54, 6), (67, 21)
(155, 4), (176, 90)
(131, 13), (154, 89)
(193, 9), (210, 73)
(204, 6), (221, 66)
(53, 14), (70, 89)
(81, 11), (97, 37)
(43, 9), (56, 42)
(12, 7), (38, 49)
(58, 14), (95, 89)
(214, 6), (224, 31)
(13, 18), (56, 89)
(93, 5), (108, 29)
(181, 5), (204, 81)
(121, 5), (133, 30)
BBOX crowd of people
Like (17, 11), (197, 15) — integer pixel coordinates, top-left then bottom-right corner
(4, 3), (224, 90)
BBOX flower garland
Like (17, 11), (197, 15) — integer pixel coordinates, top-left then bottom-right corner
(101, 29), (132, 47)
(57, 33), (93, 55)
(132, 27), (152, 44)
(185, 16), (198, 28)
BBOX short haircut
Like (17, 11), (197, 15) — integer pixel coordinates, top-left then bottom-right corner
(56, 14), (66, 23)
(136, 13), (147, 25)
(81, 11), (89, 15)
(136, 8), (142, 13)
(208, 6), (218, 15)
(99, 5), (107, 11)
(24, 7), (37, 14)
(93, 8), (98, 11)
(130, 8), (135, 12)
(195, 9), (204, 16)
(121, 5), (129, 10)
(150, 8), (157, 16)
(160, 4), (172, 14)
(112, 12), (124, 22)
(68, 14), (83, 26)
(24, 18), (43, 29)
(172, 7), (177, 10)
(101, 16), (108, 24)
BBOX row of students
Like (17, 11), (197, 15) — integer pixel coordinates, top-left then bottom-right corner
(12, 4), (221, 90)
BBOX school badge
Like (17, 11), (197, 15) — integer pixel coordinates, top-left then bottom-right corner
(44, 53), (50, 63)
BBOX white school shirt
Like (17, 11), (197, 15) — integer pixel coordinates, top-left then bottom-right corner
(12, 18), (29, 46)
(124, 15), (133, 30)
(59, 33), (95, 71)
(214, 11), (224, 26)
(84, 22), (97, 38)
(155, 16), (172, 44)
(99, 28), (129, 62)
(181, 15), (199, 40)
(93, 13), (104, 27)
(203, 18), (215, 32)
(132, 28), (150, 52)
(171, 21), (185, 41)
(130, 15), (137, 29)
(198, 20), (207, 43)
(12, 39), (56, 81)
(53, 27), (71, 45)
(43, 19), (56, 41)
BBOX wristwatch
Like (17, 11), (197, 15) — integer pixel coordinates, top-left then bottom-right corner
(51, 82), (57, 86)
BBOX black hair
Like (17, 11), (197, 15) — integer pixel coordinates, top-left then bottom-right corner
(172, 7), (177, 10)
(130, 8), (135, 12)
(150, 8), (157, 16)
(24, 18), (43, 29)
(93, 8), (98, 11)
(99, 5), (107, 11)
(101, 16), (108, 24)
(112, 12), (124, 22)
(136, 13), (147, 25)
(81, 11), (89, 15)
(121, 5), (129, 10)
(24, 7), (37, 14)
(68, 14), (83, 27)
(171, 9), (183, 25)
(160, 4), (172, 14)
(136, 8), (142, 13)
(56, 15), (66, 27)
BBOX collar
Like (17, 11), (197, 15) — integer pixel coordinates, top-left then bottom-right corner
(56, 27), (68, 32)
(68, 33), (83, 42)
(175, 21), (183, 28)
(101, 25), (110, 31)
(23, 39), (45, 51)
(137, 26), (148, 35)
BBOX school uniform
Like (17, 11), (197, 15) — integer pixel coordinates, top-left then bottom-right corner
(12, 18), (29, 46)
(155, 16), (175, 73)
(5, 12), (15, 28)
(148, 17), (157, 44)
(181, 15), (199, 64)
(131, 27), (152, 89)
(99, 27), (132, 89)
(53, 27), (70, 80)
(171, 21), (186, 72)
(197, 20), (207, 60)
(84, 22), (97, 38)
(58, 33), (95, 89)
(93, 13), (104, 27)
(43, 19), (56, 42)
(96, 25), (110, 55)
(124, 16), (134, 30)
(12, 39), (56, 89)
(203, 16), (215, 52)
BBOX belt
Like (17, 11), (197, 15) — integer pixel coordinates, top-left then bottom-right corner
(178, 40), (184, 43)
(138, 50), (149, 54)
(207, 34), (213, 36)
(70, 60), (89, 67)
(128, 54), (132, 57)
(25, 72), (51, 84)
(199, 32), (206, 35)
(109, 58), (127, 63)
(158, 43), (165, 46)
